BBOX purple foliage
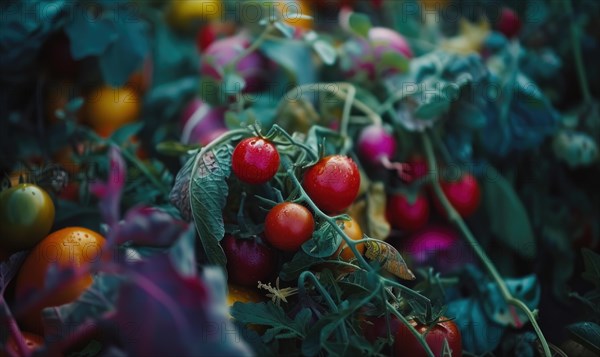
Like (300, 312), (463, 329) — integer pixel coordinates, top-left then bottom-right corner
(116, 206), (189, 247)
(89, 146), (127, 228)
(112, 254), (251, 356)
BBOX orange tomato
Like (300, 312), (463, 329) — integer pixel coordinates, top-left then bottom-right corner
(15, 227), (106, 333)
(84, 86), (140, 138)
(227, 284), (263, 307)
(332, 218), (365, 262)
(278, 0), (313, 31)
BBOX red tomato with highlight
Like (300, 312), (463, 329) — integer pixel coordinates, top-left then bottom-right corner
(232, 137), (280, 184)
(395, 318), (462, 357)
(386, 192), (429, 232)
(303, 155), (360, 213)
(264, 202), (314, 252)
(223, 235), (276, 287)
(436, 173), (481, 218)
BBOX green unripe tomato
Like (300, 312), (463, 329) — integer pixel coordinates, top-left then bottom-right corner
(0, 184), (55, 252)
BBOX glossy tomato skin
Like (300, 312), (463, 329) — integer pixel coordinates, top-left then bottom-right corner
(332, 218), (364, 262)
(264, 202), (314, 252)
(386, 193), (429, 233)
(232, 137), (280, 184)
(395, 318), (462, 357)
(437, 173), (481, 218)
(223, 235), (276, 287)
(0, 184), (55, 252)
(303, 155), (360, 213)
(15, 227), (106, 334)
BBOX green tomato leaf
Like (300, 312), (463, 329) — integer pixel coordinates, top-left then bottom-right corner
(280, 251), (323, 281)
(348, 12), (372, 37)
(109, 122), (144, 146)
(302, 222), (341, 258)
(230, 302), (304, 341)
(567, 322), (600, 355)
(189, 144), (235, 267)
(260, 39), (316, 84)
(413, 94), (451, 119)
(64, 9), (117, 60)
(99, 11), (150, 86)
(483, 166), (536, 258)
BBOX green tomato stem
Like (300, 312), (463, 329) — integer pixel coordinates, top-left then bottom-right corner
(421, 131), (551, 357)
(279, 83), (382, 127)
(286, 167), (373, 271)
(385, 298), (435, 357)
(298, 271), (349, 343)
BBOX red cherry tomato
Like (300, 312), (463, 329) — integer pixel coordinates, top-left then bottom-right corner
(436, 173), (481, 218)
(303, 155), (360, 213)
(395, 318), (462, 357)
(497, 7), (522, 39)
(386, 192), (429, 232)
(223, 235), (276, 287)
(232, 137), (280, 184)
(264, 202), (314, 252)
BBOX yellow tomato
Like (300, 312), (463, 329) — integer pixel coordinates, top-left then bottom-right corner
(227, 284), (263, 307)
(84, 85), (140, 138)
(166, 0), (222, 31)
(332, 218), (365, 262)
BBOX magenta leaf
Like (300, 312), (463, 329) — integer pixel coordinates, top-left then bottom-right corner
(116, 205), (189, 247)
(90, 146), (127, 227)
(112, 254), (251, 356)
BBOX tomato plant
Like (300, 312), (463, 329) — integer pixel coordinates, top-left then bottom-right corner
(232, 137), (280, 184)
(386, 192), (430, 233)
(0, 184), (55, 253)
(394, 318), (462, 357)
(303, 155), (360, 213)
(223, 235), (276, 287)
(332, 217), (364, 262)
(436, 173), (481, 218)
(264, 202), (314, 252)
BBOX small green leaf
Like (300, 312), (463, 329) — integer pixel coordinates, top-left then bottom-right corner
(380, 52), (409, 73)
(414, 94), (451, 119)
(189, 144), (235, 266)
(348, 12), (372, 37)
(302, 222), (341, 258)
(567, 322), (600, 355)
(231, 302), (304, 340)
(483, 166), (536, 258)
(109, 122), (144, 145)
